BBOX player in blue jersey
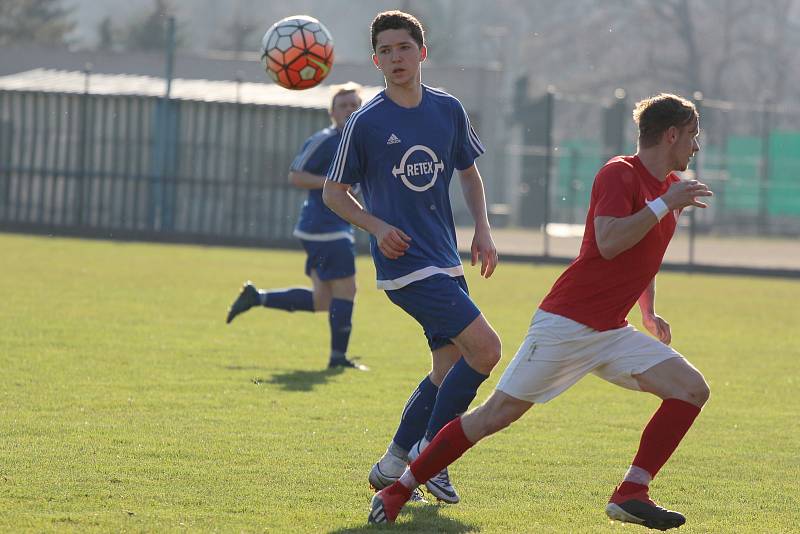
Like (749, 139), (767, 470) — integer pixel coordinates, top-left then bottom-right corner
(323, 11), (502, 504)
(226, 83), (366, 370)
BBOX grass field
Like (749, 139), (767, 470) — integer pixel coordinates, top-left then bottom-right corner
(1, 232), (798, 533)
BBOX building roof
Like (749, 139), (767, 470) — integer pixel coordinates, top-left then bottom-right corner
(0, 68), (382, 108)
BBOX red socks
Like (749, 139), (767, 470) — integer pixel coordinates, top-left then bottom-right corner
(617, 481), (648, 497)
(409, 417), (474, 483)
(406, 400), (701, 497)
(631, 398), (702, 481)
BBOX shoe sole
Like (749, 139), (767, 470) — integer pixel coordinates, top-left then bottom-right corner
(329, 360), (370, 371)
(606, 503), (684, 531)
(606, 503), (646, 525)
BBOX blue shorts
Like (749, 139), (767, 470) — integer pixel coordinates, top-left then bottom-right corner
(385, 274), (481, 351)
(301, 239), (356, 281)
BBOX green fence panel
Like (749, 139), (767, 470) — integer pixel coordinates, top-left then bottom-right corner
(768, 131), (800, 216)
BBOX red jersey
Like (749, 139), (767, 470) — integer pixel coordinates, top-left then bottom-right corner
(539, 155), (681, 331)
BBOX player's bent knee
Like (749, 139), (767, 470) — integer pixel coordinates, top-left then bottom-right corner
(670, 376), (710, 407)
(683, 367), (710, 406)
(687, 379), (710, 407)
(469, 348), (501, 376)
(478, 334), (502, 370)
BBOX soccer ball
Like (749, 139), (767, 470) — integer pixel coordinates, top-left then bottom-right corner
(260, 15), (334, 90)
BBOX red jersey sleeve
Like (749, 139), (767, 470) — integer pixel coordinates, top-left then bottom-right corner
(592, 161), (638, 218)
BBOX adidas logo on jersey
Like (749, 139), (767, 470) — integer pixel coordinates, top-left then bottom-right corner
(386, 133), (401, 145)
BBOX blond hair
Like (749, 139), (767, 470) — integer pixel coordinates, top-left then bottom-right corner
(330, 82), (363, 112)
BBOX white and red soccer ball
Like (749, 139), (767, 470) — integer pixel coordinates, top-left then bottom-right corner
(261, 15), (334, 90)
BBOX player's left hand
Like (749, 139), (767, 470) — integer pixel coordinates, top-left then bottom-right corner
(471, 226), (498, 278)
(643, 313), (671, 344)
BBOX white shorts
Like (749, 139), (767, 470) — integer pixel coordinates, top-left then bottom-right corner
(496, 310), (683, 404)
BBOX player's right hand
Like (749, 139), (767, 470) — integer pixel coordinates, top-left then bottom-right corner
(663, 179), (713, 210)
(642, 313), (672, 345)
(375, 223), (411, 259)
(471, 226), (498, 278)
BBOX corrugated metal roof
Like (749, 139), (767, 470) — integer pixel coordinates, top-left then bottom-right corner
(0, 68), (382, 108)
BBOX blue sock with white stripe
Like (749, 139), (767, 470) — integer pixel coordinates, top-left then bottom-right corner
(424, 357), (488, 441)
(392, 375), (439, 452)
(329, 298), (353, 356)
(261, 288), (314, 312)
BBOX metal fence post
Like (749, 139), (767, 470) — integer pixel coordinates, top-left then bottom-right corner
(511, 76), (551, 231)
(603, 88), (627, 162)
(231, 72), (244, 235)
(542, 87), (554, 257)
(759, 98), (772, 234)
(76, 64), (92, 226)
(688, 92), (704, 271)
(568, 146), (579, 224)
(150, 16), (177, 231)
(0, 91), (6, 220)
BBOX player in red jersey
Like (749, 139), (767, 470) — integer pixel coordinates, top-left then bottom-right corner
(369, 93), (713, 530)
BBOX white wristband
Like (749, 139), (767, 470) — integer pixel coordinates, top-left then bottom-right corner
(646, 197), (670, 221)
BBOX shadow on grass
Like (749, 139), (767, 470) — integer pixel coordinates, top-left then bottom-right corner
(222, 364), (271, 371)
(255, 366), (346, 392)
(328, 503), (478, 533)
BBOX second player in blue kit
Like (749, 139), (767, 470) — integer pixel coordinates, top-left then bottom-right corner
(227, 84), (366, 370)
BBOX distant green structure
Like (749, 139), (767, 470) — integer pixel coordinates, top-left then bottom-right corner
(556, 131), (800, 222)
(554, 139), (602, 223)
(718, 131), (800, 217)
(768, 132), (800, 216)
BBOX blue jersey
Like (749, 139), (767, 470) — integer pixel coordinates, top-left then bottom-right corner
(328, 85), (485, 289)
(290, 127), (354, 242)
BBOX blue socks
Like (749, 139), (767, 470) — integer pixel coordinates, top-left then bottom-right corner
(392, 375), (439, 452)
(329, 298), (353, 357)
(261, 288), (314, 312)
(425, 357), (488, 441)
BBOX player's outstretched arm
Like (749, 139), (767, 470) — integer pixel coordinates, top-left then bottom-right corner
(289, 170), (327, 190)
(638, 277), (671, 344)
(458, 164), (498, 278)
(322, 179), (410, 259)
(595, 179), (713, 260)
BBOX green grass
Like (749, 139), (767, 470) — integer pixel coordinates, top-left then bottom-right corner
(1, 232), (798, 533)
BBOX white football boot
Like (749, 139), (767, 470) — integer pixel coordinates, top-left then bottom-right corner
(368, 452), (405, 490)
(407, 439), (460, 504)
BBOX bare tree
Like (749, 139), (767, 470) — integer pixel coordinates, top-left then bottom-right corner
(0, 0), (76, 47)
(750, 0), (800, 104)
(125, 0), (183, 52)
(97, 16), (115, 51)
(211, 15), (259, 58)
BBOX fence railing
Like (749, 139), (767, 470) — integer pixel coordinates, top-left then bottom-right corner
(1, 84), (798, 274)
(0, 89), (327, 246)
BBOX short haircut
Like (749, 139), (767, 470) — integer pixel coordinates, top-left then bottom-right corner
(633, 93), (698, 148)
(330, 82), (363, 112)
(370, 10), (425, 52)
